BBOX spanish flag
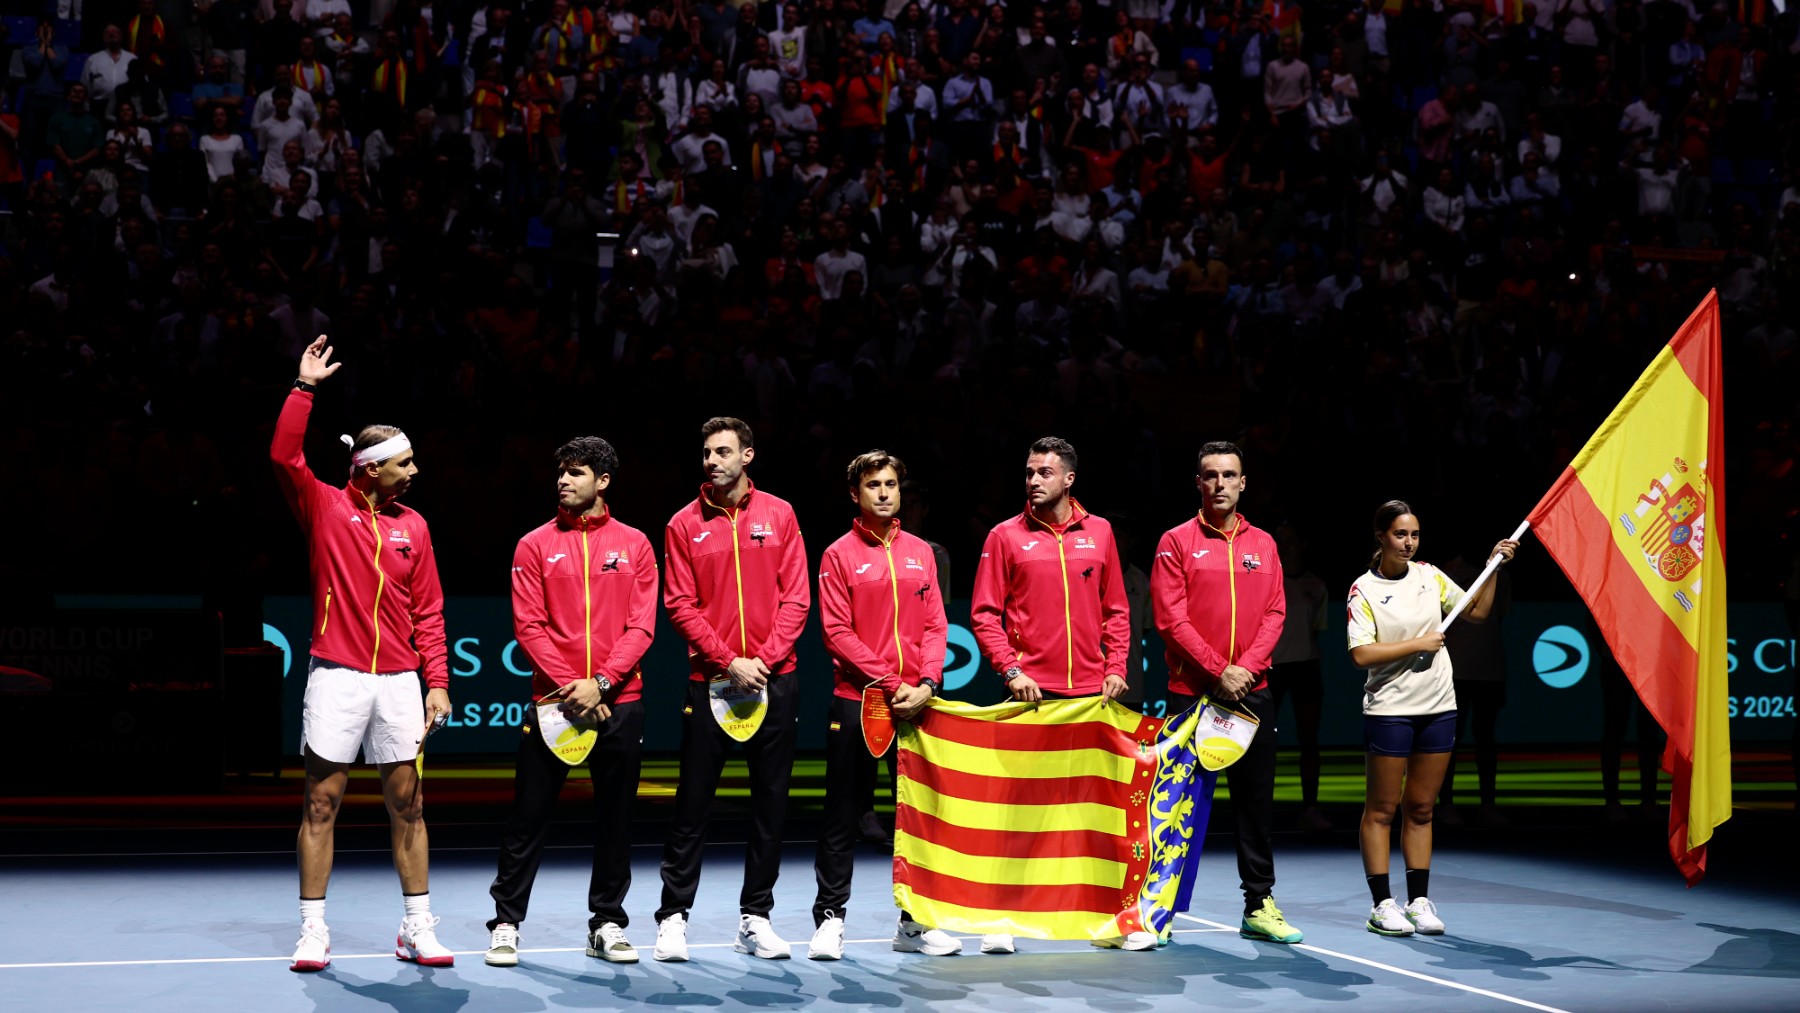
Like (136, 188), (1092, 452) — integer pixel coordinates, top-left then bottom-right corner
(1525, 291), (1730, 885)
(894, 697), (1215, 939)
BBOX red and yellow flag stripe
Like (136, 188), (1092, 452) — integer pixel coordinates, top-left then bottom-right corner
(893, 698), (1160, 940)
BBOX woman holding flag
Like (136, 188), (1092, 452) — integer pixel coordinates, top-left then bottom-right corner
(1346, 500), (1517, 937)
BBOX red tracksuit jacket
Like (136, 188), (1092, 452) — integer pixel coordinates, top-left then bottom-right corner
(272, 389), (449, 688)
(818, 520), (948, 700)
(970, 501), (1131, 696)
(663, 481), (811, 681)
(1151, 513), (1286, 697)
(511, 507), (658, 705)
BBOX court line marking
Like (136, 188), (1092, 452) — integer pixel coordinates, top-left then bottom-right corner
(1176, 914), (1571, 1013)
(0, 929), (1235, 971)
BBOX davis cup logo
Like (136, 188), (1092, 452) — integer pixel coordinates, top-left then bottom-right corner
(1617, 457), (1708, 612)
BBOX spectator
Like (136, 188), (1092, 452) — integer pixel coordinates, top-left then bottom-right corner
(106, 101), (155, 175)
(195, 55), (249, 121)
(85, 25), (139, 122)
(200, 103), (248, 181)
(151, 122), (210, 216)
(47, 84), (106, 182)
(19, 19), (69, 159)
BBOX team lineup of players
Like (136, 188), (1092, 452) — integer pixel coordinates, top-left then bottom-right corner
(276, 335), (1517, 972)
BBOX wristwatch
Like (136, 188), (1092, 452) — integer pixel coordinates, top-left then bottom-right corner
(593, 674), (614, 694)
(1002, 666), (1024, 684)
(292, 378), (317, 393)
(920, 678), (940, 698)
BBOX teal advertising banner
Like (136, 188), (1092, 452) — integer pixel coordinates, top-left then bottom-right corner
(260, 598), (1797, 756)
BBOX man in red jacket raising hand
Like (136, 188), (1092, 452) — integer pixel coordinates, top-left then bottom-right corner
(970, 436), (1137, 954)
(655, 417), (811, 962)
(485, 436), (658, 968)
(273, 336), (454, 973)
(808, 450), (958, 961)
(1150, 440), (1300, 945)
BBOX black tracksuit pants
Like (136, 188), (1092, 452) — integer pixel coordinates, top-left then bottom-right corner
(1170, 687), (1278, 914)
(488, 700), (645, 931)
(656, 674), (800, 921)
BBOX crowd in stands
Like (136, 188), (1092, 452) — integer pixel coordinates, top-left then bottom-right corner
(1, 0), (1797, 611)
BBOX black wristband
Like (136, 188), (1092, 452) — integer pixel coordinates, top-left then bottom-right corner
(293, 378), (317, 393)
(921, 679), (940, 697)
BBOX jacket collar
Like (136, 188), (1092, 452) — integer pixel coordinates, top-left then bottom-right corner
(852, 516), (903, 547)
(558, 502), (612, 530)
(1197, 511), (1253, 541)
(343, 481), (394, 515)
(1022, 497), (1090, 536)
(698, 477), (756, 516)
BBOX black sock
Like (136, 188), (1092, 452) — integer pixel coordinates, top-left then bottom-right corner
(1367, 874), (1391, 905)
(1406, 868), (1429, 901)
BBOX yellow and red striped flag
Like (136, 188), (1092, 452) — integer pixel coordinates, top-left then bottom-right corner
(893, 697), (1215, 939)
(1526, 290), (1730, 885)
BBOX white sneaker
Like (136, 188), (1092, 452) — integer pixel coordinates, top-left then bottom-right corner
(893, 917), (963, 956)
(979, 933), (1016, 954)
(397, 914), (456, 966)
(485, 923), (520, 967)
(587, 922), (639, 963)
(1092, 931), (1158, 951)
(1367, 899), (1415, 937)
(290, 919), (330, 972)
(808, 914), (845, 960)
(653, 914), (689, 962)
(735, 914), (792, 959)
(1404, 897), (1446, 935)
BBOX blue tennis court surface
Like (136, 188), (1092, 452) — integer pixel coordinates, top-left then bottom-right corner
(4, 831), (1797, 1012)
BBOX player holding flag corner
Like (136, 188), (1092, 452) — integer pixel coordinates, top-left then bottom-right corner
(969, 436), (1138, 954)
(1151, 440), (1300, 945)
(273, 335), (455, 972)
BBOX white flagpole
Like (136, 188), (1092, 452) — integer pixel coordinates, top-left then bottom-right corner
(1437, 519), (1532, 633)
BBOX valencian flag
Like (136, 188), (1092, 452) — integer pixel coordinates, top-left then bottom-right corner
(893, 698), (1217, 939)
(1525, 291), (1730, 885)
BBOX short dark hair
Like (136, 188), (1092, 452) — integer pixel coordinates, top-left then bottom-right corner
(556, 436), (619, 479)
(1028, 436), (1077, 473)
(1198, 440), (1244, 472)
(700, 416), (755, 450)
(846, 449), (907, 486)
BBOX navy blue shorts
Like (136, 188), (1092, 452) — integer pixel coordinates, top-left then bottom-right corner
(1363, 711), (1457, 757)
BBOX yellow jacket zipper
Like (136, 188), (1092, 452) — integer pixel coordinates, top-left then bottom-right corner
(367, 503), (386, 672)
(882, 535), (904, 682)
(581, 528), (593, 677)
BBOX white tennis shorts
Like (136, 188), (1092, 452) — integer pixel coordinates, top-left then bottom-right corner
(302, 658), (425, 765)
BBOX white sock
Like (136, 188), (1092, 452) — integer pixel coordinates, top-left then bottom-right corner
(300, 898), (325, 925)
(403, 893), (431, 921)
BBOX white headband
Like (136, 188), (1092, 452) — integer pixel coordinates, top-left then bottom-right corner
(341, 432), (412, 471)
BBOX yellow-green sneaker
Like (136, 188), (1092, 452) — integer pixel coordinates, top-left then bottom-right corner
(1240, 898), (1304, 943)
